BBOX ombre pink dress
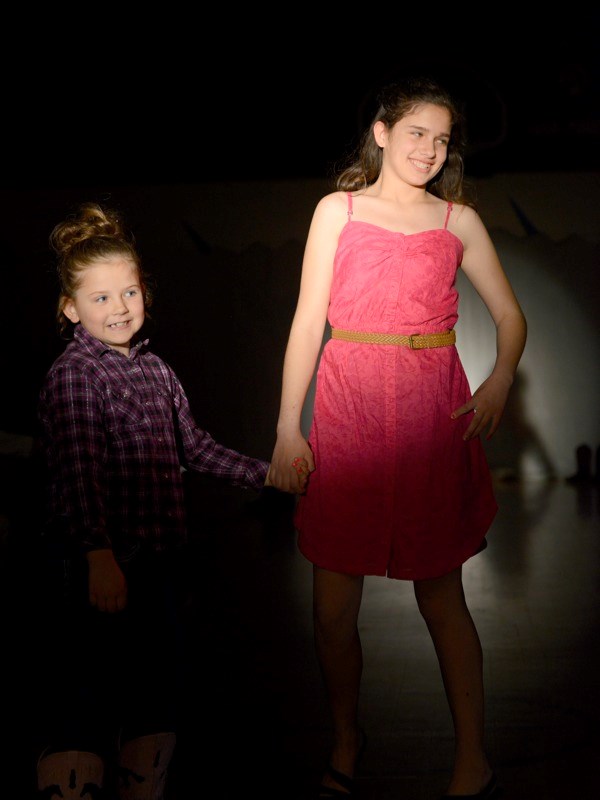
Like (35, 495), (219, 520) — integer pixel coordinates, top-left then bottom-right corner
(295, 194), (497, 580)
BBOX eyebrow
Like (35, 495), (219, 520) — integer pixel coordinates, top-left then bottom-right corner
(407, 124), (451, 137)
(90, 284), (140, 292)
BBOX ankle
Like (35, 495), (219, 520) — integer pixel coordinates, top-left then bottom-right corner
(330, 727), (366, 777)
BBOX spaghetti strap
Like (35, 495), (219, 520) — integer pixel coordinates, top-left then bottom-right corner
(443, 201), (453, 229)
(347, 192), (353, 222)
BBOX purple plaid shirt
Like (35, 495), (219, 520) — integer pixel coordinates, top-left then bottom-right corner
(38, 325), (269, 556)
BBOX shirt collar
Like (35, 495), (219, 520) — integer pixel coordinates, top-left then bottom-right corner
(73, 324), (150, 359)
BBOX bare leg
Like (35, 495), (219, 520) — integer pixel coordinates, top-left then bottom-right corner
(313, 566), (364, 794)
(414, 566), (493, 795)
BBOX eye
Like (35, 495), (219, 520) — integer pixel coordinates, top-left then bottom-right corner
(95, 295), (107, 303)
(436, 138), (449, 146)
(125, 289), (138, 298)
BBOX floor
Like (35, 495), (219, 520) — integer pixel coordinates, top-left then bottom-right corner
(2, 460), (598, 799)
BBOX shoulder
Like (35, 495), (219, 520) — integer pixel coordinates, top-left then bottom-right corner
(447, 203), (489, 243)
(449, 202), (484, 227)
(313, 191), (349, 220)
(40, 350), (100, 412)
(308, 191), (349, 238)
(44, 343), (93, 381)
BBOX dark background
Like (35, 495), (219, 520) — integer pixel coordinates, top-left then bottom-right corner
(1, 25), (599, 800)
(2, 38), (598, 189)
(2, 33), (599, 440)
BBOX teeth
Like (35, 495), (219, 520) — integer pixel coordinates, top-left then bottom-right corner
(412, 160), (431, 170)
(110, 322), (129, 328)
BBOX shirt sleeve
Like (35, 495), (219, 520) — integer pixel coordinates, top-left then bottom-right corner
(39, 364), (113, 552)
(168, 367), (269, 490)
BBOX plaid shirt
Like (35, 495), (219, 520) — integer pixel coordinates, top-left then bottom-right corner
(38, 325), (269, 556)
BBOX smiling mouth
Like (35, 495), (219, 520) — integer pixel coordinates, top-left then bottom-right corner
(108, 321), (130, 329)
(410, 159), (433, 171)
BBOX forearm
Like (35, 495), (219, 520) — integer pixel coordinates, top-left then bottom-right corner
(268, 323), (322, 492)
(183, 428), (269, 489)
(492, 308), (527, 383)
(54, 443), (112, 550)
(276, 322), (324, 436)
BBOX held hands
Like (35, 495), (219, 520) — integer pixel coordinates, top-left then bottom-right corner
(268, 433), (315, 494)
(86, 548), (128, 613)
(451, 372), (514, 441)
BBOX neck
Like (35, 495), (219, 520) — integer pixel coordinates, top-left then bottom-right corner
(368, 176), (430, 204)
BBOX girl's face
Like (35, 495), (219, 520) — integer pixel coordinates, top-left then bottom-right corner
(62, 256), (145, 356)
(374, 103), (452, 186)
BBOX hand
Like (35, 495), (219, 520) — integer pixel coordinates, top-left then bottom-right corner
(86, 549), (128, 613)
(451, 372), (513, 441)
(268, 433), (315, 494)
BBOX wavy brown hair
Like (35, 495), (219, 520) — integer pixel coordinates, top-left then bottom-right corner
(335, 77), (474, 206)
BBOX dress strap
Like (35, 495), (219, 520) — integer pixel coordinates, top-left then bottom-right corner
(347, 192), (353, 221)
(443, 201), (453, 229)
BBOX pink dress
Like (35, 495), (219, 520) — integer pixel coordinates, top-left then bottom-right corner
(295, 194), (498, 580)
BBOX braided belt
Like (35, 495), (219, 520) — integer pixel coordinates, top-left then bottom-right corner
(331, 328), (456, 350)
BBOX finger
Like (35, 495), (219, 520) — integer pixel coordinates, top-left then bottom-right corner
(107, 596), (126, 614)
(291, 456), (310, 476)
(454, 396), (480, 418)
(463, 411), (487, 440)
(268, 467), (291, 492)
(273, 471), (297, 494)
(289, 458), (311, 493)
(297, 474), (310, 494)
(484, 415), (501, 440)
(451, 405), (470, 420)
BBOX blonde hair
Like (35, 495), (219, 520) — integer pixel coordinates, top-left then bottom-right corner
(50, 202), (153, 337)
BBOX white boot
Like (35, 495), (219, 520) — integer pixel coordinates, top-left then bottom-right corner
(117, 732), (176, 800)
(37, 750), (104, 799)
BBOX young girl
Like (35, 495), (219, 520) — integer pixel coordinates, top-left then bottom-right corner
(268, 77), (527, 799)
(35, 202), (306, 800)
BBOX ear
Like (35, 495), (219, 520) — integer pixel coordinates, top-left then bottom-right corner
(62, 297), (80, 324)
(373, 121), (387, 148)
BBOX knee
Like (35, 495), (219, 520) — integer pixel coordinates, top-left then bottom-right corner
(416, 597), (446, 628)
(313, 605), (357, 648)
(414, 583), (466, 628)
(312, 570), (363, 648)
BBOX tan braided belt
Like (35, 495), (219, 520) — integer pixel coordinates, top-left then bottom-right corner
(331, 328), (456, 350)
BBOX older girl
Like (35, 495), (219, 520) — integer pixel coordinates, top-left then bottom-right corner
(269, 77), (526, 799)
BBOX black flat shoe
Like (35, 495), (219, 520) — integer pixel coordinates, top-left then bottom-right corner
(441, 772), (501, 799)
(318, 729), (367, 798)
(318, 764), (354, 798)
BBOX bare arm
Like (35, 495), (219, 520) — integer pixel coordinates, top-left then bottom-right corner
(269, 193), (346, 492)
(450, 205), (527, 440)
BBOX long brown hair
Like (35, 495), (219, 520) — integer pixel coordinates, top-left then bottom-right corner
(335, 77), (473, 206)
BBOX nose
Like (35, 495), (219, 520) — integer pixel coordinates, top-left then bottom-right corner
(419, 138), (436, 157)
(114, 297), (129, 313)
